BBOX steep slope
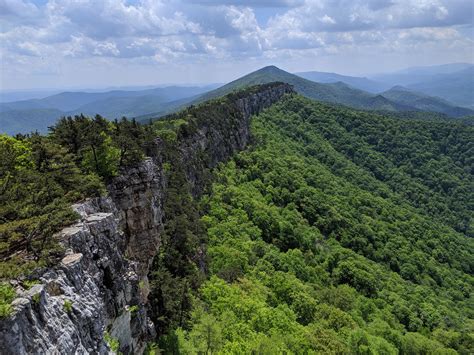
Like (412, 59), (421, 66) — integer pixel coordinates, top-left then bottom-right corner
(1, 84), (473, 354)
(0, 83), (294, 354)
(296, 70), (389, 93)
(174, 95), (474, 354)
(381, 86), (474, 117)
(192, 66), (405, 112)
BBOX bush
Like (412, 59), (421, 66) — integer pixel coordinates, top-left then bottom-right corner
(0, 283), (16, 318)
(63, 299), (73, 313)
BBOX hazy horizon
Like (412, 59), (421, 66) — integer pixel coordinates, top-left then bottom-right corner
(1, 61), (473, 95)
(1, 0), (473, 91)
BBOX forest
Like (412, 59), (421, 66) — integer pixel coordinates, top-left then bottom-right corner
(155, 96), (473, 353)
(0, 91), (473, 353)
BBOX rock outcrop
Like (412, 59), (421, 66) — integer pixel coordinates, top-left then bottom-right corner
(0, 83), (294, 354)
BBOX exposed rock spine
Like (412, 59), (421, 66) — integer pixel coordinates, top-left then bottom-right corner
(0, 83), (294, 354)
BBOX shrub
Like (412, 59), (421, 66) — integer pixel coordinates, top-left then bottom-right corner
(0, 283), (16, 318)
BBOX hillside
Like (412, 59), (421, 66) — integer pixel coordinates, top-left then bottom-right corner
(174, 95), (474, 353)
(138, 66), (470, 123)
(372, 64), (474, 108)
(192, 66), (406, 112)
(0, 108), (65, 134)
(407, 67), (474, 109)
(381, 86), (474, 117)
(296, 70), (389, 93)
(1, 84), (473, 354)
(0, 85), (218, 135)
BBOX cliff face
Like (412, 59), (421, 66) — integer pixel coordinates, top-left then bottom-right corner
(0, 83), (294, 354)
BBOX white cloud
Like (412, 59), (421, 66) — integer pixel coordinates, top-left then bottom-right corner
(320, 15), (336, 25)
(0, 0), (472, 89)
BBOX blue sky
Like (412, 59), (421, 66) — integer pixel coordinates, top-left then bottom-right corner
(1, 0), (473, 90)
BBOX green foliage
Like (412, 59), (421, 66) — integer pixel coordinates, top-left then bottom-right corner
(128, 305), (139, 317)
(169, 96), (473, 354)
(51, 114), (152, 179)
(144, 342), (160, 355)
(104, 331), (120, 353)
(175, 309), (224, 354)
(1, 85), (473, 353)
(31, 292), (40, 304)
(0, 133), (103, 279)
(194, 66), (405, 112)
(1, 114), (153, 280)
(148, 140), (206, 335)
(22, 279), (39, 290)
(63, 299), (73, 313)
(0, 282), (16, 318)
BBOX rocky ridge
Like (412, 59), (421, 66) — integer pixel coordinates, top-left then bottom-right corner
(0, 83), (294, 354)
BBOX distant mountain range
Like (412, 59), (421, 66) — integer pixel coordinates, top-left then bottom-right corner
(380, 86), (473, 117)
(0, 85), (219, 135)
(405, 67), (474, 109)
(140, 65), (472, 121)
(371, 63), (474, 108)
(295, 71), (389, 93)
(188, 65), (411, 111)
(1, 63), (473, 135)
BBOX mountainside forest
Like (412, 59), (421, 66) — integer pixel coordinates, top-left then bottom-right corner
(155, 94), (473, 354)
(0, 85), (473, 354)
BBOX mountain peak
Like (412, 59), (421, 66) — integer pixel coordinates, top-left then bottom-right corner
(389, 85), (411, 91)
(258, 65), (284, 73)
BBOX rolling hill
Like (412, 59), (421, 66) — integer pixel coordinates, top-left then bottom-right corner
(407, 67), (474, 109)
(0, 85), (218, 135)
(139, 65), (472, 123)
(3, 65), (472, 135)
(372, 63), (474, 108)
(0, 108), (65, 135)
(381, 86), (474, 117)
(295, 70), (389, 93)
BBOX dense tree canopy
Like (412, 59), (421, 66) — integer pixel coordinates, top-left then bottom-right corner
(0, 89), (472, 354)
(164, 96), (473, 354)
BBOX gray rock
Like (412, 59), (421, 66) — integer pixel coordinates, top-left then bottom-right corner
(0, 83), (294, 355)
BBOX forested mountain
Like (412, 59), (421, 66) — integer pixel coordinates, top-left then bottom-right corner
(407, 67), (474, 109)
(166, 94), (473, 354)
(3, 65), (472, 136)
(0, 85), (218, 135)
(296, 70), (389, 93)
(139, 66), (471, 122)
(372, 64), (474, 108)
(381, 86), (474, 117)
(1, 84), (472, 354)
(192, 66), (407, 112)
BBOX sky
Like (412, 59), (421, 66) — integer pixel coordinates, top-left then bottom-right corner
(0, 0), (473, 90)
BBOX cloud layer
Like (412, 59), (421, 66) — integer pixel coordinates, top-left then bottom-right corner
(1, 0), (473, 89)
